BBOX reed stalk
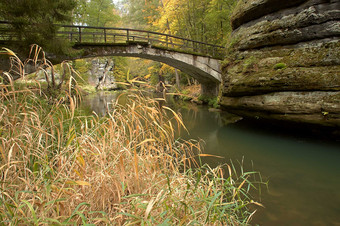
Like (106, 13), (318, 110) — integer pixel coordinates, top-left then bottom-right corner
(0, 46), (263, 225)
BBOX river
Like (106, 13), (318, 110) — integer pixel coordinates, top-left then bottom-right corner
(83, 91), (340, 225)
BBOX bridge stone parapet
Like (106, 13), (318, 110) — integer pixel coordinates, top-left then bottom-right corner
(74, 43), (222, 96)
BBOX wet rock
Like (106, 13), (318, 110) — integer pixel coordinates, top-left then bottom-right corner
(221, 91), (340, 127)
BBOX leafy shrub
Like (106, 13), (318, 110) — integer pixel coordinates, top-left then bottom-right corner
(199, 95), (220, 108)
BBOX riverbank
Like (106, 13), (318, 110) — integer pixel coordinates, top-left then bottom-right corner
(0, 49), (264, 225)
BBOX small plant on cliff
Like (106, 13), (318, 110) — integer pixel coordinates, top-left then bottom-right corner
(198, 95), (221, 109)
(242, 56), (257, 72)
(274, 63), (287, 70)
(178, 89), (193, 101)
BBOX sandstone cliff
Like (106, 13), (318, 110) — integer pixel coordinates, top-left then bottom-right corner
(221, 0), (340, 127)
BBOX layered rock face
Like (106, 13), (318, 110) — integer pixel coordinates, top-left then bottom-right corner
(88, 59), (118, 91)
(221, 0), (340, 127)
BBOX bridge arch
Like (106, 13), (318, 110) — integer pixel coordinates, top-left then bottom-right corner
(0, 21), (224, 95)
(73, 43), (222, 95)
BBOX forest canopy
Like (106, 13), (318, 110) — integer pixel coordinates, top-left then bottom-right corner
(121, 0), (238, 46)
(0, 0), (237, 51)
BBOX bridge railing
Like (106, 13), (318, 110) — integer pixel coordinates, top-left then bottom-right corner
(0, 21), (225, 58)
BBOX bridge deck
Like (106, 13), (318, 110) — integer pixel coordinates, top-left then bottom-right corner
(0, 21), (225, 59)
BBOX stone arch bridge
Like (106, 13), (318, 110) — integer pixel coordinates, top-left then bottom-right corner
(0, 22), (224, 95)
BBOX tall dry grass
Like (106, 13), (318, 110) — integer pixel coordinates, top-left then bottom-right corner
(0, 46), (263, 225)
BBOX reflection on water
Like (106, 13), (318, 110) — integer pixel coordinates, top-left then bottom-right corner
(83, 92), (119, 116)
(84, 92), (340, 225)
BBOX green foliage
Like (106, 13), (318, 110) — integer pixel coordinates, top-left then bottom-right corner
(153, 0), (237, 46)
(274, 63), (287, 70)
(121, 0), (161, 30)
(0, 0), (76, 52)
(198, 95), (220, 108)
(198, 94), (210, 103)
(72, 59), (91, 85)
(178, 89), (192, 101)
(74, 0), (120, 27)
(209, 97), (220, 109)
(222, 58), (231, 67)
(148, 63), (163, 86)
(243, 56), (257, 72)
(119, 0), (237, 87)
(113, 57), (128, 80)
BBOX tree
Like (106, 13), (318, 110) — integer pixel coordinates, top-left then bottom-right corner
(116, 0), (238, 88)
(0, 0), (76, 52)
(204, 0), (237, 45)
(154, 0), (237, 45)
(74, 0), (120, 27)
(120, 0), (160, 29)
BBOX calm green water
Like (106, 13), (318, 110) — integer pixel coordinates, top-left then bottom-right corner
(84, 92), (340, 225)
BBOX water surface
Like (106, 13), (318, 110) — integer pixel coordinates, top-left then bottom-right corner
(84, 92), (340, 225)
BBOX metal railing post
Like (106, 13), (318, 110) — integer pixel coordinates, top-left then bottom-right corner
(166, 35), (169, 48)
(127, 29), (129, 42)
(78, 27), (82, 43)
(0, 21), (225, 58)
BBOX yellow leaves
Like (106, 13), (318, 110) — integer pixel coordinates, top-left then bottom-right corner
(144, 197), (156, 220)
(159, 63), (175, 75)
(0, 47), (16, 56)
(144, 74), (151, 79)
(126, 68), (131, 82)
(147, 66), (155, 72)
(65, 127), (76, 148)
(74, 180), (91, 186)
(66, 180), (91, 186)
(198, 154), (224, 159)
(137, 139), (156, 147)
(0, 145), (6, 163)
(251, 200), (265, 208)
(134, 149), (140, 189)
(232, 176), (249, 200)
(162, 106), (188, 133)
(76, 155), (85, 167)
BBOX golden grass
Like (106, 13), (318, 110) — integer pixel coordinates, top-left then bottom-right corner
(0, 46), (263, 225)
